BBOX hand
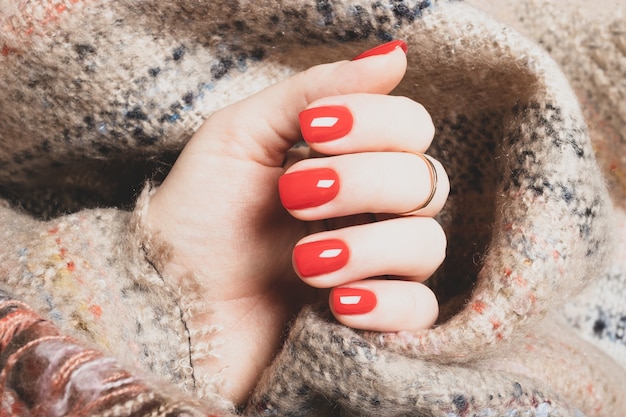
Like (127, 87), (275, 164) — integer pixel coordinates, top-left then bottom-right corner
(144, 40), (449, 404)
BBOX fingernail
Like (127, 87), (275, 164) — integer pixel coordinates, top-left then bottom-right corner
(332, 287), (377, 315)
(279, 168), (340, 210)
(294, 239), (350, 277)
(299, 106), (354, 143)
(352, 39), (408, 61)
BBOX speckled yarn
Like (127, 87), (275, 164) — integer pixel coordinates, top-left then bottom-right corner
(1, 1), (625, 416)
(0, 291), (231, 417)
(469, 0), (626, 376)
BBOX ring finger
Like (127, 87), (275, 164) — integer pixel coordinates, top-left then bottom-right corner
(292, 216), (446, 287)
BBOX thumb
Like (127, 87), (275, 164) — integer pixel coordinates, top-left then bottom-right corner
(194, 40), (408, 166)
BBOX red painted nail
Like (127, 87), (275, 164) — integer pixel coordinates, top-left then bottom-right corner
(352, 39), (408, 61)
(299, 106), (354, 143)
(279, 168), (340, 210)
(294, 239), (350, 278)
(332, 287), (377, 315)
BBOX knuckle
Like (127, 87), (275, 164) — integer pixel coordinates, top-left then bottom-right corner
(408, 284), (439, 329)
(399, 97), (435, 145)
(417, 218), (447, 269)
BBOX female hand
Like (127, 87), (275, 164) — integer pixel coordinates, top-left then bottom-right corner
(144, 40), (449, 404)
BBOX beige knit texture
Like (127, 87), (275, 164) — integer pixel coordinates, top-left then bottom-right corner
(470, 0), (626, 381)
(1, 0), (625, 416)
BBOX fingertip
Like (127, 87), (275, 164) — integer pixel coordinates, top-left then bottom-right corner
(330, 281), (439, 332)
(347, 42), (408, 93)
(351, 39), (408, 61)
(292, 238), (350, 279)
(331, 287), (378, 316)
(295, 41), (408, 104)
(293, 42), (407, 103)
(299, 105), (355, 144)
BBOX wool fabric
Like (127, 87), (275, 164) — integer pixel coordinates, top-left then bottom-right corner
(1, 0), (625, 416)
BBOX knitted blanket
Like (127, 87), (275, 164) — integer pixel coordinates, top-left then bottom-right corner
(1, 0), (625, 416)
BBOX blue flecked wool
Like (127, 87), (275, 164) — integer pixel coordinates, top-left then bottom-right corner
(1, 0), (625, 416)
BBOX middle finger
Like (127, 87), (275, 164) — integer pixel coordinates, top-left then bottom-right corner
(278, 151), (449, 221)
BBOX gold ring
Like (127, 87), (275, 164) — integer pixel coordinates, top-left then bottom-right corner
(400, 153), (438, 216)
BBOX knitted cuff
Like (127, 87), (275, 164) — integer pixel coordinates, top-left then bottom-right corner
(131, 185), (232, 407)
(0, 291), (235, 417)
(0, 200), (196, 397)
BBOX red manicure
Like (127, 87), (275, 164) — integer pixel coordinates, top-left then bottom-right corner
(279, 168), (340, 210)
(294, 239), (350, 278)
(299, 106), (354, 143)
(352, 39), (408, 61)
(332, 287), (377, 315)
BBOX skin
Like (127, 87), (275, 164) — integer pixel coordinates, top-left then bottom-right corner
(145, 46), (449, 404)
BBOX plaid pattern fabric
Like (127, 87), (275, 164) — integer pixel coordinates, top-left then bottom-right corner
(1, 1), (625, 415)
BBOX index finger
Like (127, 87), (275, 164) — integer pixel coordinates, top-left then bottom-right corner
(299, 94), (435, 156)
